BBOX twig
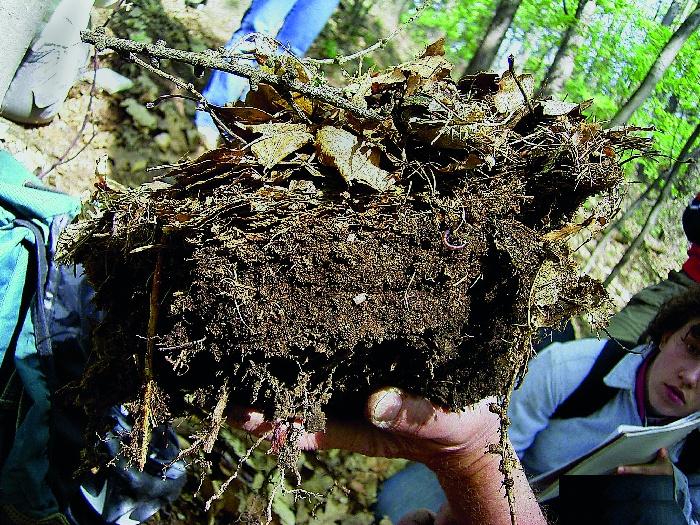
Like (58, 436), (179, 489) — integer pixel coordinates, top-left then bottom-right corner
(205, 431), (272, 510)
(81, 28), (383, 122)
(489, 355), (524, 525)
(403, 269), (416, 308)
(128, 52), (244, 144)
(39, 52), (99, 179)
(134, 245), (164, 470)
(156, 336), (206, 352)
(305, 4), (427, 66)
(204, 379), (229, 453)
(507, 54), (534, 114)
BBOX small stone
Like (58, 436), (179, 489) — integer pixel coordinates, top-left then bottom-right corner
(130, 158), (148, 173)
(95, 155), (110, 176)
(121, 98), (158, 129)
(353, 293), (367, 305)
(154, 132), (172, 151)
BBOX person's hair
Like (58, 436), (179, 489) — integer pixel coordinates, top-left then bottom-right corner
(646, 286), (700, 345)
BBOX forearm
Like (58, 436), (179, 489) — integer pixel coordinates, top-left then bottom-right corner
(432, 447), (545, 525)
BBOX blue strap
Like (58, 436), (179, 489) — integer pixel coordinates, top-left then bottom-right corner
(13, 219), (56, 390)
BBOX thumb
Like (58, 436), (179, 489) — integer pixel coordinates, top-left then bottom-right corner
(367, 388), (498, 445)
(657, 448), (670, 461)
(368, 387), (432, 432)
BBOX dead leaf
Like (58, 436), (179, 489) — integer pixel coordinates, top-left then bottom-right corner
(494, 72), (535, 114)
(169, 148), (244, 183)
(542, 223), (584, 242)
(291, 91), (314, 116)
(248, 123), (313, 169)
(541, 100), (579, 117)
(464, 153), (484, 169)
(244, 83), (290, 114)
(421, 38), (446, 58)
(370, 68), (408, 94)
(316, 126), (394, 192)
(401, 55), (452, 81)
(210, 106), (274, 125)
(405, 74), (422, 96)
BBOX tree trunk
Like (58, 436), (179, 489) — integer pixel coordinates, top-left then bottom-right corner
(608, 6), (700, 127)
(463, 0), (523, 74)
(539, 0), (597, 97)
(604, 123), (700, 286)
(583, 180), (656, 274)
(661, 0), (682, 26)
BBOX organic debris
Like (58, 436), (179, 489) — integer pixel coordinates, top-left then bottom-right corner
(61, 36), (650, 516)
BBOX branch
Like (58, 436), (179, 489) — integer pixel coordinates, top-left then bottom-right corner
(306, 4), (427, 66)
(81, 28), (384, 122)
(39, 52), (98, 179)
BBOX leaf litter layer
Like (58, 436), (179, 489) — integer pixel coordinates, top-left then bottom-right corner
(61, 39), (650, 478)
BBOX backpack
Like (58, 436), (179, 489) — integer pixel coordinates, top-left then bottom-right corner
(0, 151), (186, 525)
(551, 338), (700, 473)
(0, 150), (81, 523)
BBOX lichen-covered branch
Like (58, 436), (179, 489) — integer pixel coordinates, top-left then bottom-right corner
(81, 27), (383, 122)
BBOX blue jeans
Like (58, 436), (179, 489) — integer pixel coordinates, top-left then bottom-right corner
(377, 465), (687, 525)
(375, 463), (446, 523)
(195, 0), (339, 133)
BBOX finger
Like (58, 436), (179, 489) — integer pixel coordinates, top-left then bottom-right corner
(367, 388), (499, 446)
(657, 447), (670, 460)
(299, 417), (407, 458)
(397, 508), (436, 525)
(227, 406), (273, 435)
(617, 464), (665, 476)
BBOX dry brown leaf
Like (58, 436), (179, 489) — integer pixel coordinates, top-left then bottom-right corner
(247, 123), (313, 169)
(541, 100), (579, 117)
(542, 223), (584, 242)
(244, 84), (290, 114)
(401, 55), (452, 81)
(291, 92), (314, 116)
(494, 73), (535, 114)
(405, 74), (422, 97)
(421, 37), (446, 58)
(316, 126), (394, 192)
(370, 68), (409, 94)
(211, 106), (274, 126)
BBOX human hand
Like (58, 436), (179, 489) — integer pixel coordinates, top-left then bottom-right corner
(616, 448), (674, 476)
(231, 388), (544, 525)
(234, 387), (501, 471)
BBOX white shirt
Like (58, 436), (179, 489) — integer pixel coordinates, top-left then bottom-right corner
(508, 338), (699, 524)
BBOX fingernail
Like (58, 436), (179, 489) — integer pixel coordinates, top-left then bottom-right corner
(371, 388), (403, 426)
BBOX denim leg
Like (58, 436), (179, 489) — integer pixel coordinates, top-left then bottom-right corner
(276, 0), (340, 56)
(375, 462), (447, 524)
(196, 0), (298, 133)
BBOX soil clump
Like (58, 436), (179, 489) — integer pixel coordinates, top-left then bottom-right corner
(61, 38), (649, 476)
